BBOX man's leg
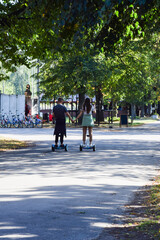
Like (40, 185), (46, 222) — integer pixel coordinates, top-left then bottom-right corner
(60, 134), (64, 146)
(55, 134), (59, 146)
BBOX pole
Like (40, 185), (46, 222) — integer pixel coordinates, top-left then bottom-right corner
(98, 100), (100, 126)
(32, 67), (34, 98)
(0, 90), (1, 117)
(2, 81), (4, 94)
(37, 60), (40, 116)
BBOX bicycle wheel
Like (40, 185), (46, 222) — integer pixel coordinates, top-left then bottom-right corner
(29, 122), (34, 128)
(4, 122), (8, 128)
(7, 123), (12, 128)
(25, 122), (29, 128)
(36, 121), (43, 128)
(14, 122), (19, 128)
(18, 122), (23, 128)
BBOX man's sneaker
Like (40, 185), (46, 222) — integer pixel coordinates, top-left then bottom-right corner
(89, 143), (93, 147)
(82, 143), (86, 147)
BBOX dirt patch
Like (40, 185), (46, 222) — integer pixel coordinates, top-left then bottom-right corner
(95, 183), (160, 240)
(0, 138), (34, 151)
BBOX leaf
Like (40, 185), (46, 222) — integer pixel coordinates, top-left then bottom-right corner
(114, 10), (119, 17)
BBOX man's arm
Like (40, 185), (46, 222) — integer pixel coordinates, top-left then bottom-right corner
(66, 112), (74, 123)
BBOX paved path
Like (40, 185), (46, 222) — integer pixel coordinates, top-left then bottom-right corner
(0, 122), (160, 240)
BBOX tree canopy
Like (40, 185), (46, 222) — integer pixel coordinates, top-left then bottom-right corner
(0, 0), (159, 118)
(0, 0), (159, 71)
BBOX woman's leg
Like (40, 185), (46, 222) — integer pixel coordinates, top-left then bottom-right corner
(83, 127), (87, 144)
(88, 127), (93, 144)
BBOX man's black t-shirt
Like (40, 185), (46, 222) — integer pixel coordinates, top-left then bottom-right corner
(53, 104), (67, 120)
(53, 104), (68, 136)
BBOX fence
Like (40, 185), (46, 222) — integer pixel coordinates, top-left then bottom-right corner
(0, 92), (25, 119)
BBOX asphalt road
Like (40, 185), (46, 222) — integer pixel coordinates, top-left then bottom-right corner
(0, 122), (160, 240)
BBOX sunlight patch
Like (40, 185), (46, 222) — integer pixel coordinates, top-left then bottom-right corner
(0, 226), (25, 230)
(91, 222), (126, 228)
(0, 234), (38, 239)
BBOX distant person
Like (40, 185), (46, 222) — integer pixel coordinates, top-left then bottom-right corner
(53, 98), (74, 147)
(25, 104), (30, 116)
(75, 97), (95, 146)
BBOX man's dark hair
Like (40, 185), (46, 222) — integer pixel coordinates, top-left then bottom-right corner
(58, 97), (63, 103)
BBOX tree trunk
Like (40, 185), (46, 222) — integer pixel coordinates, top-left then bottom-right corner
(140, 103), (145, 117)
(131, 103), (136, 124)
(95, 86), (104, 124)
(147, 103), (152, 116)
(78, 92), (85, 125)
(157, 102), (160, 115)
(112, 100), (118, 117)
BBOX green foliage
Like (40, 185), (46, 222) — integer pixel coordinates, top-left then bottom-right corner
(39, 51), (108, 99)
(0, 0), (159, 71)
(38, 30), (160, 110)
(102, 32), (160, 106)
(0, 0), (159, 112)
(0, 65), (37, 95)
(0, 62), (9, 82)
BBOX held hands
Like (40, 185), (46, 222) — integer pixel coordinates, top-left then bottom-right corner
(70, 119), (75, 123)
(70, 117), (78, 123)
(69, 117), (75, 123)
(72, 119), (77, 123)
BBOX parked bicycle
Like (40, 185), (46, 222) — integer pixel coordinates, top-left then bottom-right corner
(23, 115), (34, 128)
(0, 114), (12, 128)
(17, 114), (24, 128)
(11, 115), (19, 128)
(0, 113), (43, 128)
(5, 115), (12, 128)
(33, 115), (43, 128)
(0, 115), (7, 128)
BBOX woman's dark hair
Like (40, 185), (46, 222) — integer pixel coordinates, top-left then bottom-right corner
(83, 98), (92, 114)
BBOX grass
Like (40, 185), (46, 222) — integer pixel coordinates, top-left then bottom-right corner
(0, 137), (28, 151)
(126, 176), (160, 239)
(43, 116), (159, 129)
(103, 176), (160, 239)
(136, 178), (160, 238)
(94, 117), (159, 128)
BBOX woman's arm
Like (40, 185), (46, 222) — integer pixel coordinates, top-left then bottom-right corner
(75, 110), (83, 121)
(92, 105), (96, 114)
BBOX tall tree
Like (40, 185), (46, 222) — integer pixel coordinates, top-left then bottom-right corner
(0, 0), (159, 72)
(102, 32), (160, 118)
